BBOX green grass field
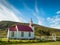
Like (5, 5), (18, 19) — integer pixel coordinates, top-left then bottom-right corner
(0, 41), (60, 45)
(0, 38), (60, 45)
(10, 42), (60, 45)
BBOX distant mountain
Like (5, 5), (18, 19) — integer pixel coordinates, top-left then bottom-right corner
(0, 21), (60, 37)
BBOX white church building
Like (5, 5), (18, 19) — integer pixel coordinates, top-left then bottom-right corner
(7, 19), (34, 39)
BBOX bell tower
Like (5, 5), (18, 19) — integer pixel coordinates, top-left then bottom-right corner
(29, 18), (34, 38)
(29, 18), (33, 27)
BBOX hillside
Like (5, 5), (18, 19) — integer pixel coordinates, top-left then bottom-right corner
(0, 21), (60, 37)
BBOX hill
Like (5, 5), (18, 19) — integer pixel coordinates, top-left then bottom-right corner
(0, 21), (60, 37)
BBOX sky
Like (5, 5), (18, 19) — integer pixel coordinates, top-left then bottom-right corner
(0, 0), (60, 29)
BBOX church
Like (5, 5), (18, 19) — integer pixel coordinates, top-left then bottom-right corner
(7, 19), (34, 39)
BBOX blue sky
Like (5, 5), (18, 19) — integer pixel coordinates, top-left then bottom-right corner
(0, 0), (60, 29)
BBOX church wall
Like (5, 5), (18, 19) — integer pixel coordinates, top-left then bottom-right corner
(17, 31), (34, 39)
(7, 30), (34, 39)
(7, 31), (17, 38)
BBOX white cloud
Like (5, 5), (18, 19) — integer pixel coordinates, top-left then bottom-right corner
(33, 1), (45, 25)
(0, 4), (20, 22)
(38, 18), (44, 25)
(23, 2), (33, 11)
(47, 14), (60, 29)
(23, 1), (45, 25)
(8, 4), (26, 22)
(56, 10), (60, 14)
(32, 12), (44, 25)
(0, 0), (26, 22)
(35, 0), (39, 13)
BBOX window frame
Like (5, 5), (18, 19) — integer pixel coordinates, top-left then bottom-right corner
(29, 32), (31, 37)
(11, 31), (14, 37)
(21, 31), (24, 37)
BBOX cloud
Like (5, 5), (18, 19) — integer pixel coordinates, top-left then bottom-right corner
(56, 10), (60, 14)
(0, 0), (26, 22)
(0, 4), (20, 22)
(33, 0), (45, 25)
(35, 0), (39, 13)
(47, 14), (60, 29)
(8, 4), (27, 22)
(32, 12), (44, 25)
(23, 2), (33, 11)
(23, 1), (45, 25)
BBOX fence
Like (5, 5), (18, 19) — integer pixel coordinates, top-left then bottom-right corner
(36, 36), (60, 41)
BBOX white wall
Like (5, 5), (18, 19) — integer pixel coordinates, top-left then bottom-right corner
(7, 31), (34, 39)
(7, 31), (17, 38)
(17, 31), (34, 39)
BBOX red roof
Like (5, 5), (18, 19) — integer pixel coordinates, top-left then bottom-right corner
(9, 25), (33, 32)
(9, 26), (16, 31)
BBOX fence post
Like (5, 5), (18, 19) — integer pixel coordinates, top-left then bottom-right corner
(52, 33), (56, 41)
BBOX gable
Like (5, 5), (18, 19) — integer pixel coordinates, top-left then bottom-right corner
(9, 26), (16, 31)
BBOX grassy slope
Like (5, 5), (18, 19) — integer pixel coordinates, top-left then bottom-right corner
(0, 21), (60, 37)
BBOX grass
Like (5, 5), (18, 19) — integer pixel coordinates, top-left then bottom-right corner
(16, 41), (60, 45)
(0, 35), (60, 45)
(0, 38), (60, 45)
(0, 41), (60, 45)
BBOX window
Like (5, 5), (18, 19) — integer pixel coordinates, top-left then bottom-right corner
(21, 32), (24, 37)
(29, 32), (31, 37)
(11, 32), (14, 37)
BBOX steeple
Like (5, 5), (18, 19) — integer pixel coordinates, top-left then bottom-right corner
(29, 18), (33, 27)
